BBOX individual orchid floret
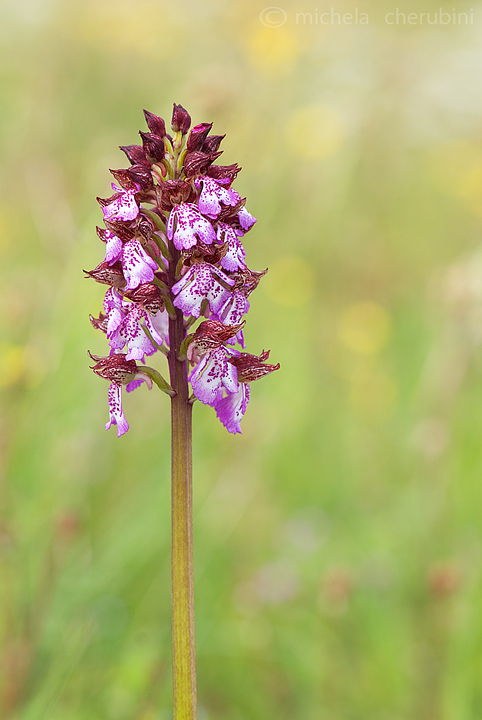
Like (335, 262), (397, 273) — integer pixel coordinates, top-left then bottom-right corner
(89, 353), (153, 438)
(189, 347), (238, 407)
(122, 238), (158, 290)
(172, 263), (234, 318)
(214, 351), (280, 434)
(99, 183), (141, 222)
(167, 203), (216, 251)
(195, 176), (239, 220)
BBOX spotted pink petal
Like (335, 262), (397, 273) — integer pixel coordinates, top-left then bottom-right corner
(214, 383), (250, 434)
(167, 203), (216, 250)
(103, 184), (140, 222)
(104, 229), (123, 264)
(195, 176), (239, 219)
(122, 239), (158, 290)
(172, 264), (234, 318)
(106, 382), (129, 437)
(189, 347), (239, 406)
(217, 223), (247, 271)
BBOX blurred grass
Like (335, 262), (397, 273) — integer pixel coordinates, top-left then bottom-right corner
(2, 0), (482, 718)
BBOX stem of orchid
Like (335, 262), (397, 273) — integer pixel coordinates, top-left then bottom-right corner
(169, 252), (197, 720)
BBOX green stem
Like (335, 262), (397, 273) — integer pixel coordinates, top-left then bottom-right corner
(169, 251), (197, 720)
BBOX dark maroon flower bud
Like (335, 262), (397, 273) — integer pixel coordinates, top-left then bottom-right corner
(109, 168), (139, 191)
(143, 109), (166, 138)
(171, 103), (191, 134)
(89, 312), (108, 333)
(159, 179), (195, 211)
(127, 164), (154, 191)
(122, 283), (164, 314)
(119, 144), (149, 166)
(183, 151), (223, 178)
(190, 319), (245, 355)
(84, 261), (126, 289)
(206, 163), (241, 183)
(186, 123), (213, 153)
(202, 134), (225, 154)
(139, 131), (165, 163)
(229, 351), (280, 383)
(89, 352), (138, 385)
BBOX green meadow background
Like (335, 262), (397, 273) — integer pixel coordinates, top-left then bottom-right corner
(1, 0), (482, 717)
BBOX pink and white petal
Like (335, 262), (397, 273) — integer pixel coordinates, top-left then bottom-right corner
(220, 236), (246, 271)
(126, 378), (144, 392)
(104, 230), (124, 264)
(122, 239), (158, 290)
(103, 190), (139, 222)
(214, 384), (250, 434)
(106, 383), (129, 437)
(121, 306), (156, 361)
(172, 264), (213, 318)
(238, 206), (257, 231)
(168, 204), (216, 250)
(189, 347), (239, 406)
(221, 291), (250, 325)
(103, 287), (123, 313)
(146, 309), (169, 346)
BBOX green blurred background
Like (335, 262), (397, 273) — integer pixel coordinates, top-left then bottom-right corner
(2, 0), (482, 717)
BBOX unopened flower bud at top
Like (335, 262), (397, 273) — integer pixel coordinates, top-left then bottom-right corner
(183, 151), (223, 179)
(202, 134), (226, 154)
(186, 123), (213, 153)
(119, 144), (150, 167)
(139, 131), (165, 163)
(143, 109), (166, 138)
(171, 103), (191, 135)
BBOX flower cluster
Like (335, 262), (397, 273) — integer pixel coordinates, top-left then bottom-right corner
(87, 104), (279, 436)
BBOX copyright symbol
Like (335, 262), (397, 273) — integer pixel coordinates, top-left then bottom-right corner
(259, 7), (287, 27)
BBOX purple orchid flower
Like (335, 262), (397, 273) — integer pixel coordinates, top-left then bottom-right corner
(189, 347), (239, 406)
(89, 106), (278, 438)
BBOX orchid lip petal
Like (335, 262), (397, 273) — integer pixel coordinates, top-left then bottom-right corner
(167, 203), (216, 251)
